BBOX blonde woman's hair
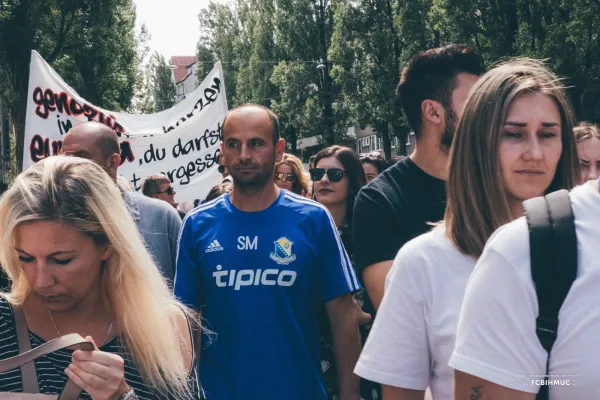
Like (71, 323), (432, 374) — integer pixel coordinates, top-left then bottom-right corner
(0, 156), (197, 398)
(574, 121), (600, 143)
(445, 58), (579, 257)
(275, 153), (310, 197)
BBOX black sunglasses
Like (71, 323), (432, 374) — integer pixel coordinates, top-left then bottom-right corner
(275, 172), (297, 182)
(309, 168), (346, 183)
(157, 186), (175, 195)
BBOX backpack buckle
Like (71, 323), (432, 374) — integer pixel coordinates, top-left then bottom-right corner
(536, 316), (558, 351)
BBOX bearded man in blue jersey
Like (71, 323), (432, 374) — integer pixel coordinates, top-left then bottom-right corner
(174, 104), (362, 400)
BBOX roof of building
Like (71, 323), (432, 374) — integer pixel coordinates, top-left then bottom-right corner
(170, 56), (197, 83)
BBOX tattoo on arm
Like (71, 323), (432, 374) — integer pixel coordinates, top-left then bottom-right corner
(470, 385), (482, 400)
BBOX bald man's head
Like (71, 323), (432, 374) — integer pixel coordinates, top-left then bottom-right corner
(222, 104), (280, 144)
(62, 122), (121, 181)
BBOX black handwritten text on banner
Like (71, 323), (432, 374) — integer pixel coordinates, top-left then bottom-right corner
(23, 50), (228, 202)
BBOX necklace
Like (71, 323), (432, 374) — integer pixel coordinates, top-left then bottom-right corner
(48, 311), (114, 346)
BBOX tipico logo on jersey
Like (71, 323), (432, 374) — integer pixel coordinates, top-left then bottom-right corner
(206, 239), (224, 253)
(269, 237), (296, 265)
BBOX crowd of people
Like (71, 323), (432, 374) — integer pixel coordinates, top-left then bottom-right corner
(0, 43), (599, 400)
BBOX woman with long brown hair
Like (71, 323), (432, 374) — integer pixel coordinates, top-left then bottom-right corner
(310, 145), (379, 399)
(355, 58), (579, 399)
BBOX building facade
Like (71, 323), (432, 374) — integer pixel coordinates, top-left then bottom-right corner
(169, 56), (198, 102)
(295, 125), (414, 162)
(352, 125), (415, 157)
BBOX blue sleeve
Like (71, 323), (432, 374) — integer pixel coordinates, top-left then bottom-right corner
(318, 209), (361, 303)
(174, 216), (202, 310)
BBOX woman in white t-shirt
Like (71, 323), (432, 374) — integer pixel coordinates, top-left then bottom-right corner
(354, 58), (580, 400)
(450, 179), (600, 399)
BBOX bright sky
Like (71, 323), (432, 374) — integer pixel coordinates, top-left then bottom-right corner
(134, 0), (221, 61)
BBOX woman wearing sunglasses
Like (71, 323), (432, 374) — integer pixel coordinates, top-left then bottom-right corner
(310, 145), (379, 400)
(274, 153), (311, 197)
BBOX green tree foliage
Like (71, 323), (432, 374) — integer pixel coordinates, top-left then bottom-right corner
(0, 0), (141, 171)
(271, 0), (340, 150)
(330, 0), (404, 158)
(271, 61), (323, 153)
(196, 0), (243, 106)
(195, 0), (600, 158)
(130, 24), (155, 114)
(448, 0), (600, 120)
(150, 52), (176, 112)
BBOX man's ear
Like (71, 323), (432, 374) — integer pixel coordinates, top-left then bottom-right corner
(106, 153), (121, 177)
(275, 139), (286, 162)
(421, 99), (444, 126)
(219, 143), (226, 165)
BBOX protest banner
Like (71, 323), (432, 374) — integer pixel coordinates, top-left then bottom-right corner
(23, 50), (227, 203)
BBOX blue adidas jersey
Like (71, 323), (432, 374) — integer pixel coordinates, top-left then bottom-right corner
(174, 189), (360, 400)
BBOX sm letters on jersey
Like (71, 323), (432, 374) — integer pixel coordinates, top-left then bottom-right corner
(213, 265), (297, 290)
(237, 236), (258, 250)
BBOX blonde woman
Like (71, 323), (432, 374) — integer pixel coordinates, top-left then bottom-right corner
(355, 58), (579, 399)
(0, 156), (200, 399)
(574, 122), (600, 182)
(274, 153), (311, 197)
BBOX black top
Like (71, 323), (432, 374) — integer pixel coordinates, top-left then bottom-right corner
(353, 157), (447, 273)
(0, 269), (9, 291)
(0, 297), (200, 399)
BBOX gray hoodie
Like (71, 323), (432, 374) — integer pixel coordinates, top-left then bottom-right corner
(122, 191), (182, 287)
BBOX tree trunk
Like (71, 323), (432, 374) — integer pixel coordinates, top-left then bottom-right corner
(317, 0), (335, 145)
(433, 29), (441, 47)
(398, 128), (408, 156)
(504, 0), (519, 55)
(386, 0), (402, 157)
(380, 122), (392, 160)
(289, 126), (298, 154)
(7, 0), (35, 172)
(11, 103), (26, 172)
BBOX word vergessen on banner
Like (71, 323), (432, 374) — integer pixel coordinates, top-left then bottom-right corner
(23, 50), (229, 202)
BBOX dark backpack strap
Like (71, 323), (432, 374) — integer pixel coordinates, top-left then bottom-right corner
(523, 189), (577, 400)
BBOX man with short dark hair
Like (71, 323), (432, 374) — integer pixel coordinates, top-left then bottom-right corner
(62, 122), (181, 285)
(353, 45), (481, 398)
(175, 104), (362, 400)
(353, 44), (482, 311)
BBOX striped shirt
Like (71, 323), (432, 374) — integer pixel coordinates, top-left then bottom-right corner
(0, 297), (200, 399)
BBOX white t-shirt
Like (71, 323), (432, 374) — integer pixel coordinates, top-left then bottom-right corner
(355, 226), (476, 400)
(450, 182), (600, 399)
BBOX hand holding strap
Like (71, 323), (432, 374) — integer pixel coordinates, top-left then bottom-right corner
(0, 333), (94, 373)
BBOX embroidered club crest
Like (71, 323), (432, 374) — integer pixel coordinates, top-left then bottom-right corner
(270, 237), (297, 265)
